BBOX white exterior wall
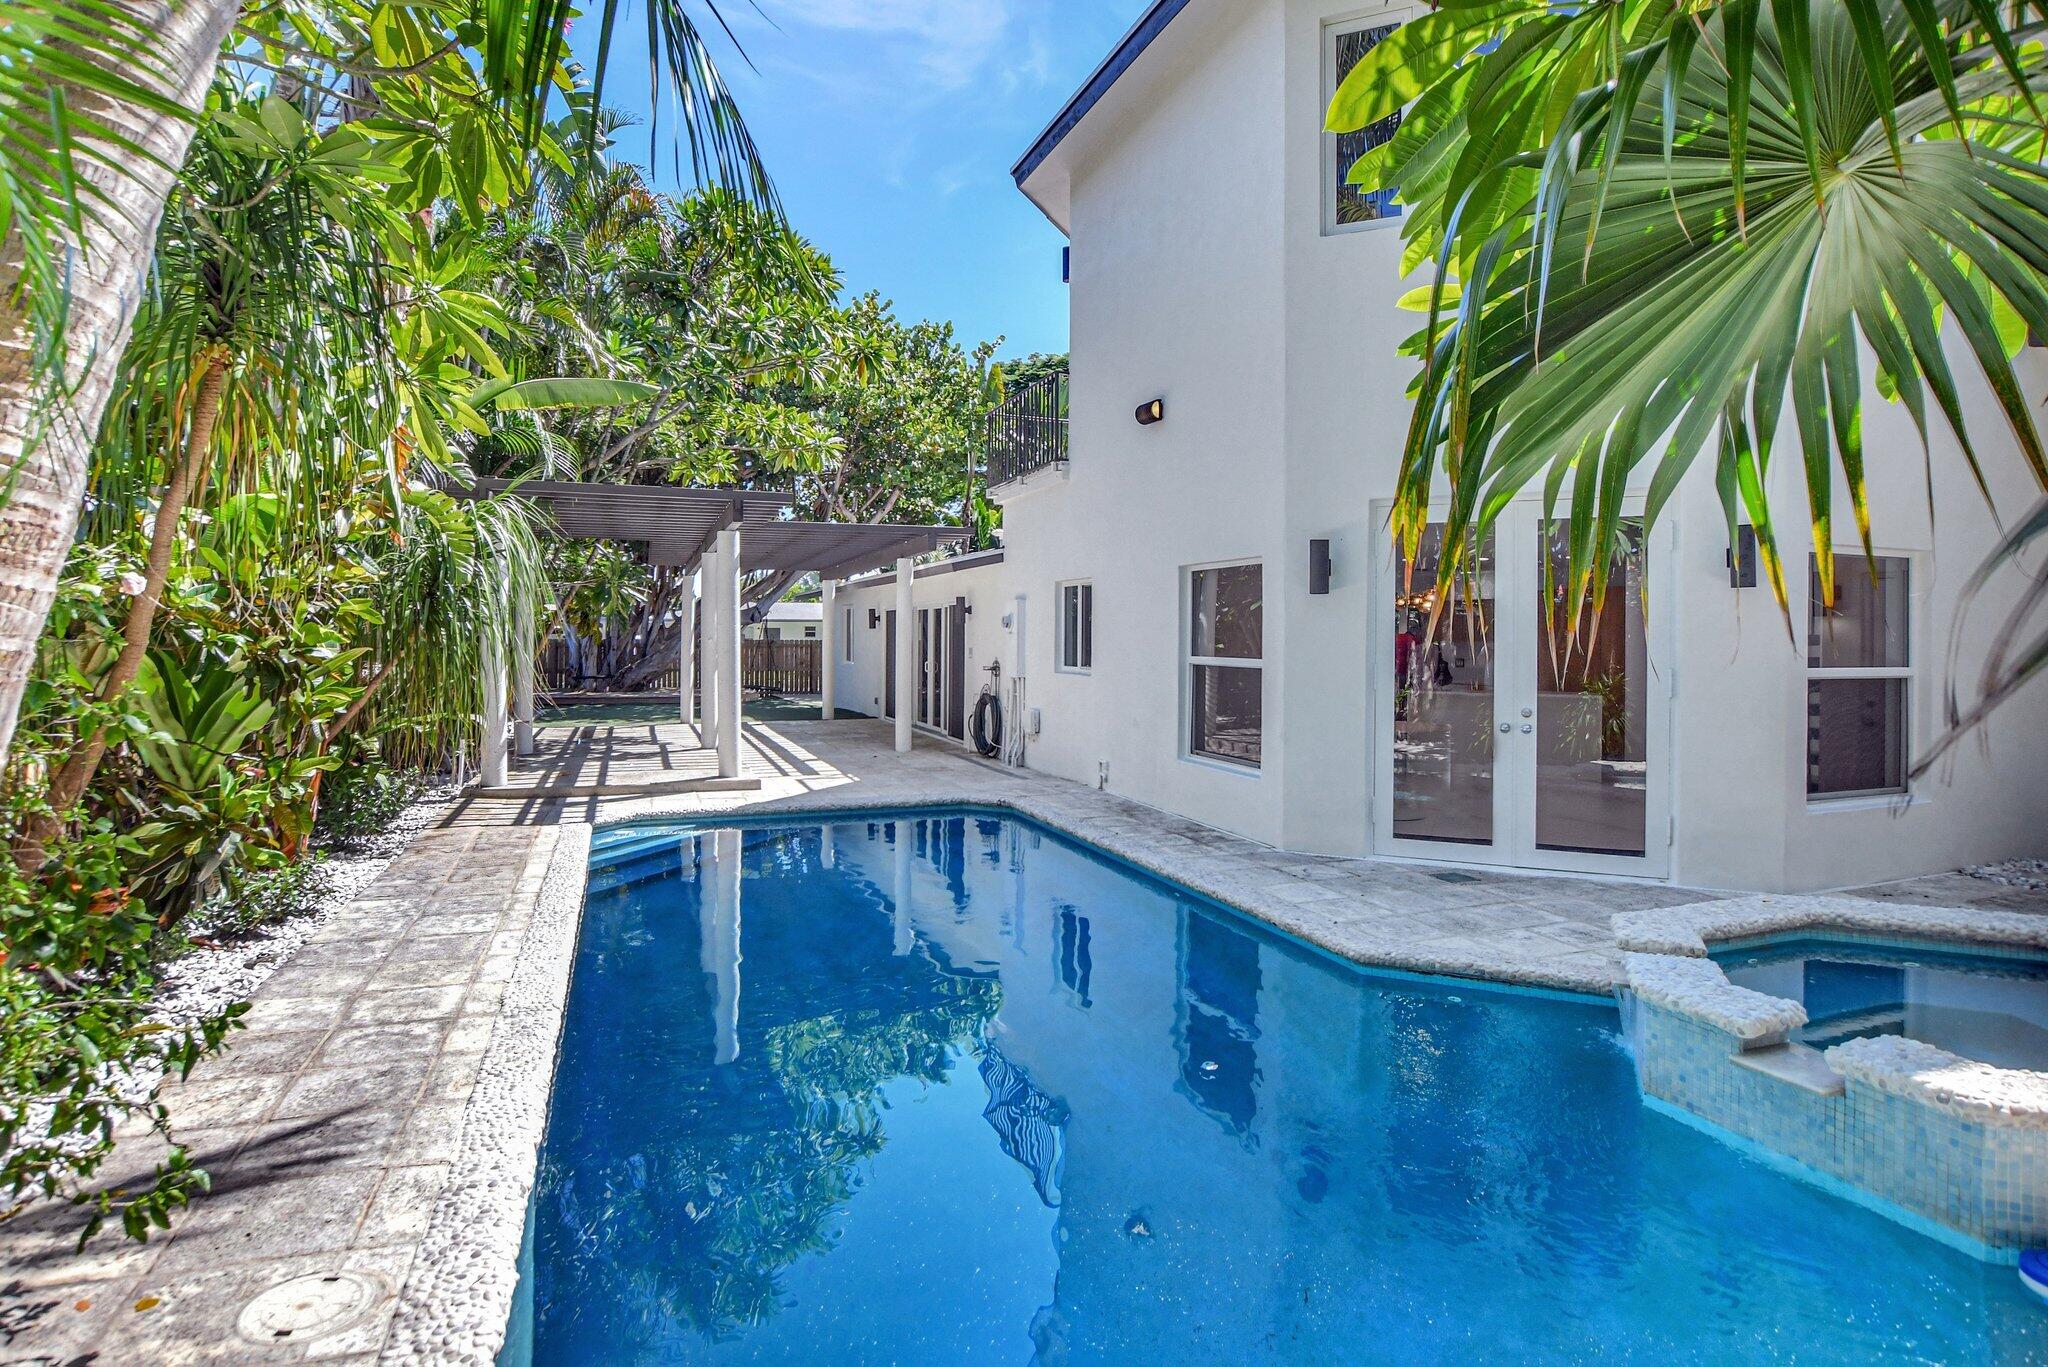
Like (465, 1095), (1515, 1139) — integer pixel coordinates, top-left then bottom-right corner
(1003, 1), (1293, 845)
(834, 556), (1013, 734)
(984, 0), (2047, 891)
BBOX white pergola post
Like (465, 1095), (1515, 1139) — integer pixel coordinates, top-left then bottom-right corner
(513, 595), (536, 758)
(701, 540), (725, 755)
(717, 526), (744, 780)
(679, 570), (699, 730)
(820, 579), (838, 721)
(893, 555), (915, 754)
(480, 624), (509, 788)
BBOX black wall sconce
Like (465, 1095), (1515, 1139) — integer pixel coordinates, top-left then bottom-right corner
(1309, 539), (1333, 596)
(1727, 524), (1759, 588)
(867, 608), (881, 629)
(956, 595), (971, 616)
(1135, 398), (1165, 426)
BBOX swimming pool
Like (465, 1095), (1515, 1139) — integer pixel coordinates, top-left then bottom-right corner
(506, 811), (2046, 1363)
(1714, 933), (2048, 1072)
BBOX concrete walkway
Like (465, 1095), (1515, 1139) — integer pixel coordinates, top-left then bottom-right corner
(0, 718), (2032, 1363)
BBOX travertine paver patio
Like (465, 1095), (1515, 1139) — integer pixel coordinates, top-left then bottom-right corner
(2, 718), (2037, 1363)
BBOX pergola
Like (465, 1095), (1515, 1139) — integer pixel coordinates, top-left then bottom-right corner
(457, 480), (970, 786)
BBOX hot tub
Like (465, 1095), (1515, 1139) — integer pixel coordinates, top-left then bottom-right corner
(1711, 932), (2048, 1073)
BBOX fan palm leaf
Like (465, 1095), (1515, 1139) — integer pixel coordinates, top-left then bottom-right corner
(1337, 0), (2048, 655)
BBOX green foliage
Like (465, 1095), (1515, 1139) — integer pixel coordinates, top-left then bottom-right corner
(1327, 0), (2048, 715)
(207, 855), (329, 935)
(315, 754), (424, 848)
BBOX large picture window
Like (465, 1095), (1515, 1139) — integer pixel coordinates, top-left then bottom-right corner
(1324, 15), (1406, 233)
(1806, 554), (1911, 799)
(1057, 581), (1093, 672)
(1187, 563), (1263, 769)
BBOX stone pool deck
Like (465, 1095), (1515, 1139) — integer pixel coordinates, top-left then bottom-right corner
(2, 718), (2040, 1363)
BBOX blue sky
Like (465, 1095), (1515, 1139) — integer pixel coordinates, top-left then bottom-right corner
(570, 0), (1151, 360)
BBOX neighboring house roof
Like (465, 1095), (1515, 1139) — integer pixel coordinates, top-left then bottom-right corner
(762, 602), (824, 623)
(1011, 0), (1195, 188)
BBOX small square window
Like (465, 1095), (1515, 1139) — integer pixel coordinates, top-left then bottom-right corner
(1058, 581), (1093, 671)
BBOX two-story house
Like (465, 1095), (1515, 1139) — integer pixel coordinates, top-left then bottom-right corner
(832, 0), (2048, 893)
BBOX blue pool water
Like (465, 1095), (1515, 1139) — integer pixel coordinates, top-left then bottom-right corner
(508, 812), (2047, 1363)
(1715, 933), (2048, 1072)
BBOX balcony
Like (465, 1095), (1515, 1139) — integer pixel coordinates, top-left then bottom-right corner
(986, 370), (1069, 490)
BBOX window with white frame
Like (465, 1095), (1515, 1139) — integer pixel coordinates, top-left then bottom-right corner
(1187, 563), (1263, 769)
(1324, 14), (1406, 234)
(1057, 581), (1093, 672)
(1806, 554), (1911, 799)
(843, 608), (854, 661)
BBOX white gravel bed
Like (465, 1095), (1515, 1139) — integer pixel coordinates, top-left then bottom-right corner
(1967, 858), (2048, 892)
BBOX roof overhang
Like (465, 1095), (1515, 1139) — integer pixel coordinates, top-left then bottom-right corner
(1010, 0), (1199, 232)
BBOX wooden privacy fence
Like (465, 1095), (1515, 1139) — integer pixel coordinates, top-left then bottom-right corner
(538, 634), (821, 697)
(742, 639), (821, 695)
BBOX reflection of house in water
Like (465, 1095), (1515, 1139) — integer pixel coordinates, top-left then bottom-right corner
(1056, 904), (1093, 1007)
(1174, 910), (1262, 1139)
(979, 1043), (1067, 1207)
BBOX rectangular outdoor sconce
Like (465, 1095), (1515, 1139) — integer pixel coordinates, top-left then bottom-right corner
(1727, 524), (1759, 588)
(1135, 399), (1164, 426)
(1309, 539), (1333, 596)
(868, 608), (881, 628)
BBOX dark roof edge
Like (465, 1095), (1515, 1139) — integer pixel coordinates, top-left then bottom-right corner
(842, 549), (1008, 590)
(1011, 0), (1195, 188)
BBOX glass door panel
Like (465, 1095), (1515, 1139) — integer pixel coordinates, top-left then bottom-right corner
(1391, 526), (1498, 847)
(1534, 521), (1649, 857)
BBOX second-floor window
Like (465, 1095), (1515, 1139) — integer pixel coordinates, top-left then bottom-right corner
(1325, 15), (1406, 233)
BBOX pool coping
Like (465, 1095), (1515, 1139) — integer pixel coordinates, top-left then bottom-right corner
(385, 796), (1632, 1364)
(1615, 894), (2048, 1128)
(380, 822), (593, 1366)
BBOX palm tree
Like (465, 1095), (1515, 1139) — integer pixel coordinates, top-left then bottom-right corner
(0, 0), (769, 766)
(1328, 0), (2046, 748)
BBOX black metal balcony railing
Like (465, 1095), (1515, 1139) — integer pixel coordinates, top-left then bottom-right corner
(986, 371), (1070, 488)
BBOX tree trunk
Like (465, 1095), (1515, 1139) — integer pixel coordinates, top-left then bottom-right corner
(14, 354), (228, 872)
(0, 0), (238, 767)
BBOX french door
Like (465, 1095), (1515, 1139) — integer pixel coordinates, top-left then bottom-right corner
(917, 606), (947, 733)
(1372, 502), (1672, 877)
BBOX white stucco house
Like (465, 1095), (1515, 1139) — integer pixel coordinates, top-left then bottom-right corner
(831, 0), (2048, 894)
(745, 600), (823, 642)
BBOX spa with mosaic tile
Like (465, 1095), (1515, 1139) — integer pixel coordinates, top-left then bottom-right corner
(1619, 895), (2048, 1256)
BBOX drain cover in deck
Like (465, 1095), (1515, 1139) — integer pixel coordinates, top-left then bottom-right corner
(236, 1271), (384, 1346)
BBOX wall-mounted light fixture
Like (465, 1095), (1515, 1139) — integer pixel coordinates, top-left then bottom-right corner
(1135, 398), (1165, 426)
(1309, 539), (1333, 596)
(1727, 524), (1759, 588)
(957, 595), (972, 616)
(868, 608), (881, 629)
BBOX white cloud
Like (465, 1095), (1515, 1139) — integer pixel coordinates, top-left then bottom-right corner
(760, 0), (1018, 90)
